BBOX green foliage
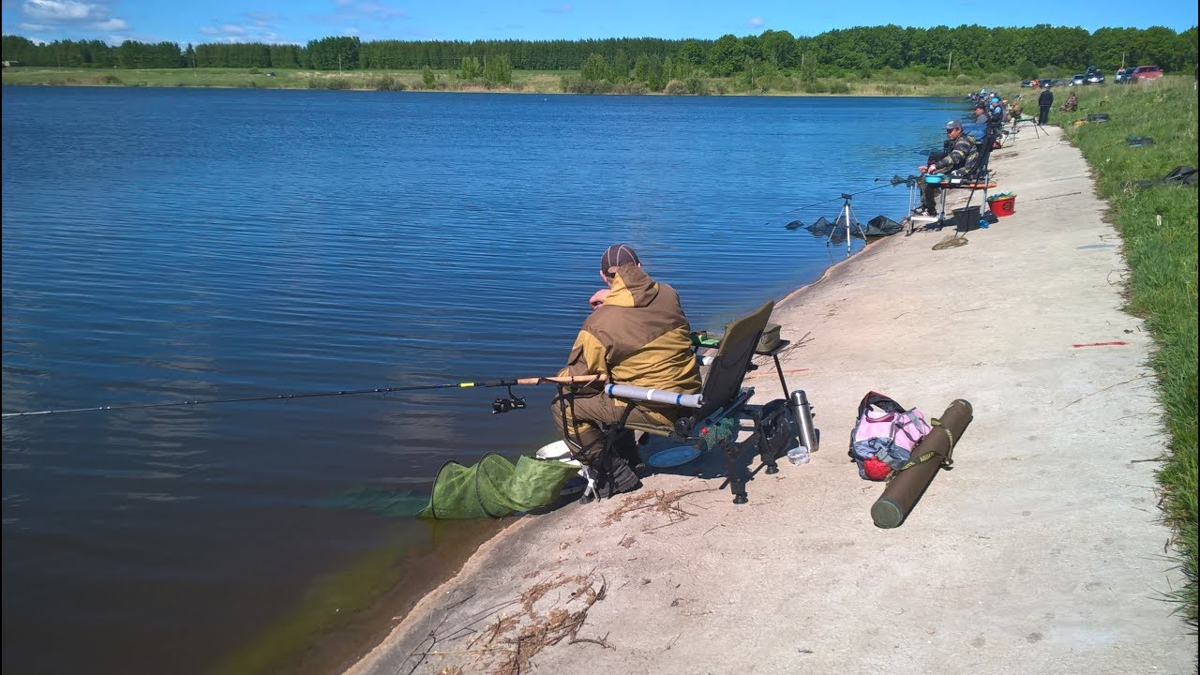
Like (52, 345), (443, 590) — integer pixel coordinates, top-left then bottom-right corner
(706, 34), (745, 77)
(366, 74), (406, 91)
(632, 53), (664, 91)
(559, 74), (613, 94)
(580, 52), (609, 82)
(483, 53), (512, 86)
(4, 25), (1197, 76)
(460, 55), (482, 80)
(759, 29), (797, 68)
(799, 52), (818, 83)
(421, 65), (436, 89)
(683, 70), (708, 95)
(662, 79), (687, 95)
(1063, 77), (1199, 631)
(306, 36), (359, 70)
(196, 42), (272, 68)
(1017, 60), (1038, 79)
(677, 40), (706, 66)
(115, 40), (184, 68)
(611, 49), (630, 83)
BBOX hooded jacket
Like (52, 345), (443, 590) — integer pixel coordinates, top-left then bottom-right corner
(561, 263), (701, 419)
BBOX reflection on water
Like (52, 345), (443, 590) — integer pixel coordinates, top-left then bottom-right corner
(1, 86), (959, 674)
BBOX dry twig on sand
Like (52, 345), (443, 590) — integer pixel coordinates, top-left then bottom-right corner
(602, 487), (719, 528)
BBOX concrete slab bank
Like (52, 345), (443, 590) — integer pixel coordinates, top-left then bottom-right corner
(346, 126), (1194, 675)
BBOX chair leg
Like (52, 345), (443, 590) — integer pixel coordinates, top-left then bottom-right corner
(723, 441), (749, 504)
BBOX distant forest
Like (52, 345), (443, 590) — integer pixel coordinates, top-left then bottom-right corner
(3, 25), (1196, 76)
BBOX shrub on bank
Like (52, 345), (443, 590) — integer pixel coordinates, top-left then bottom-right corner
(367, 74), (406, 91)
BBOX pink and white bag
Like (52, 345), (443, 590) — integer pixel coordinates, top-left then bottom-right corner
(848, 392), (932, 481)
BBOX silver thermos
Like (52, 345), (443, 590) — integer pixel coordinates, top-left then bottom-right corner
(789, 390), (819, 453)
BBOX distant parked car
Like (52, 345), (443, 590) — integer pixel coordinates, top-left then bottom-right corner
(1020, 79), (1033, 88)
(1070, 74), (1087, 86)
(1086, 71), (1105, 84)
(1130, 65), (1163, 82)
(1114, 67), (1132, 83)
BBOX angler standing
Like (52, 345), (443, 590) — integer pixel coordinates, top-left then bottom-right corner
(1038, 86), (1054, 125)
(551, 244), (702, 498)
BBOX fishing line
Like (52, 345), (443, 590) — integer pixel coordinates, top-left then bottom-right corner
(1, 374), (606, 418)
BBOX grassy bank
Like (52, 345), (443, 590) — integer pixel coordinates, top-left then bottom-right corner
(1058, 76), (1199, 630)
(1, 65), (1016, 97)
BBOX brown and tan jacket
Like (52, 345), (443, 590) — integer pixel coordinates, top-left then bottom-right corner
(560, 263), (701, 421)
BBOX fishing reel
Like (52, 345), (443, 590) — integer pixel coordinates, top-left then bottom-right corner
(492, 386), (526, 415)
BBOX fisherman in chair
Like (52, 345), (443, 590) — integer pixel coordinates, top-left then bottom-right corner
(915, 120), (980, 217)
(550, 244), (702, 500)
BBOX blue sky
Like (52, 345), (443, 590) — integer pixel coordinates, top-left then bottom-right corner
(2, 0), (1196, 46)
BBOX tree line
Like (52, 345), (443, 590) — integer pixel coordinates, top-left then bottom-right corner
(3, 24), (1195, 75)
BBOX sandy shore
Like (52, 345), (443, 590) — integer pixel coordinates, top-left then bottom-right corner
(346, 125), (1194, 674)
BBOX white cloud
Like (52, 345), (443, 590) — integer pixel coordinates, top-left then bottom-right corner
(23, 0), (96, 21)
(193, 10), (292, 43)
(748, 16), (764, 29)
(91, 17), (126, 30)
(19, 0), (133, 38)
(198, 21), (287, 44)
(327, 0), (407, 21)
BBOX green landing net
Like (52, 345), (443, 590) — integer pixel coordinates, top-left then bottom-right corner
(416, 453), (580, 520)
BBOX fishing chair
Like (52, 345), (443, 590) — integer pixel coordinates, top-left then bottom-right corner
(909, 127), (1001, 234)
(592, 300), (801, 504)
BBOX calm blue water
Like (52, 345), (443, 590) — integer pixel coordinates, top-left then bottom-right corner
(1, 86), (957, 674)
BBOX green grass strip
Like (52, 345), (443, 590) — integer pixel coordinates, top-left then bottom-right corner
(2, 65), (1021, 97)
(1059, 76), (1198, 631)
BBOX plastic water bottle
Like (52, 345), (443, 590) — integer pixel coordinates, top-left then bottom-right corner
(787, 445), (810, 465)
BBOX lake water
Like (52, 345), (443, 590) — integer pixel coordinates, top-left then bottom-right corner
(1, 86), (958, 674)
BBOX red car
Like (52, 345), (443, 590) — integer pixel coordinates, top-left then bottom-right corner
(1130, 65), (1163, 82)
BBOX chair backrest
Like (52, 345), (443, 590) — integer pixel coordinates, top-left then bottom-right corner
(970, 127), (999, 179)
(693, 300), (774, 421)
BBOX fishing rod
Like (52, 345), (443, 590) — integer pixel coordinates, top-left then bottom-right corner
(0, 374), (608, 419)
(769, 180), (902, 228)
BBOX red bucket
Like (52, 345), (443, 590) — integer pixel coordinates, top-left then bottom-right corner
(988, 196), (1017, 217)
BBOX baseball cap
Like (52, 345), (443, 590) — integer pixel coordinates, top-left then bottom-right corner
(944, 120), (963, 131)
(600, 244), (640, 276)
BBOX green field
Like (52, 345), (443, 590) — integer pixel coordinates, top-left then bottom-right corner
(1, 65), (1017, 97)
(1059, 76), (1199, 631)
